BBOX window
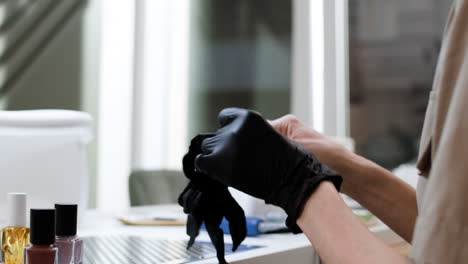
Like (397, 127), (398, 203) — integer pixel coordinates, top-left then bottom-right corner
(348, 0), (451, 169)
(187, 1), (293, 135)
(96, 0), (350, 211)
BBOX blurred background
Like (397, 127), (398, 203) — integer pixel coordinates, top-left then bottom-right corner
(0, 0), (452, 211)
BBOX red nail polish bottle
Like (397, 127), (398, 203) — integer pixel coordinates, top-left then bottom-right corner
(24, 209), (58, 264)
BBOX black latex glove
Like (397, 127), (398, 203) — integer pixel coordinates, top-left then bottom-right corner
(195, 108), (343, 233)
(178, 134), (247, 264)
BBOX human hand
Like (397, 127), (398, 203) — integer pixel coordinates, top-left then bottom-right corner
(269, 115), (360, 193)
(271, 116), (418, 243)
(194, 108), (342, 232)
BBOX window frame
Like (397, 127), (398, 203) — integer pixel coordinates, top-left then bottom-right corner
(96, 0), (136, 211)
(292, 0), (350, 137)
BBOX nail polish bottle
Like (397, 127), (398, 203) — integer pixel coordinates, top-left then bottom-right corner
(1, 193), (30, 264)
(24, 209), (58, 264)
(54, 204), (83, 264)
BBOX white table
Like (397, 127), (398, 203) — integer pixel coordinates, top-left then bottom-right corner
(79, 204), (403, 264)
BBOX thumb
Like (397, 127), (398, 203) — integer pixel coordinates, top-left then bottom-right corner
(269, 114), (300, 137)
(194, 135), (220, 174)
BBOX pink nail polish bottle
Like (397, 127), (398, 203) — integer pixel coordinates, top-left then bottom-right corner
(24, 209), (58, 264)
(54, 204), (83, 264)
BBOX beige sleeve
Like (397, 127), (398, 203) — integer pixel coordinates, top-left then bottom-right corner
(411, 1), (468, 262)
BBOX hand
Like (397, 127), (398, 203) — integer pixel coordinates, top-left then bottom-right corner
(195, 108), (342, 232)
(270, 115), (359, 193)
(271, 116), (418, 242)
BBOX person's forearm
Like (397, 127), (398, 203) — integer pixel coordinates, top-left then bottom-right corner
(341, 155), (417, 242)
(294, 136), (417, 241)
(298, 182), (412, 264)
(270, 120), (418, 242)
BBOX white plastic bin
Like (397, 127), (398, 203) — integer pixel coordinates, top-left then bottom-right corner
(0, 110), (92, 225)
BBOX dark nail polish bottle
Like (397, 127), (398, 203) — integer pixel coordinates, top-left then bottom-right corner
(24, 209), (58, 264)
(54, 204), (83, 264)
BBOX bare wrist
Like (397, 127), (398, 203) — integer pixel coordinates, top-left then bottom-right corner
(297, 181), (339, 226)
(338, 153), (379, 197)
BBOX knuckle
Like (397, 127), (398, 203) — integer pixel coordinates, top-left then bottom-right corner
(246, 110), (264, 123)
(283, 114), (299, 125)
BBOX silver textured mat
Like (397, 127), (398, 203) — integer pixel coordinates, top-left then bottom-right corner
(82, 236), (261, 264)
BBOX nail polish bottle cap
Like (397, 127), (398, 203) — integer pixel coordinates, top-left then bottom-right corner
(6, 193), (27, 227)
(30, 209), (55, 245)
(55, 204), (78, 236)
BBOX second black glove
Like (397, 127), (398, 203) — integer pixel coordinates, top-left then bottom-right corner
(179, 133), (247, 263)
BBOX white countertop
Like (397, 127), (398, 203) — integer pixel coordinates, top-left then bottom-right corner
(78, 204), (403, 264)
